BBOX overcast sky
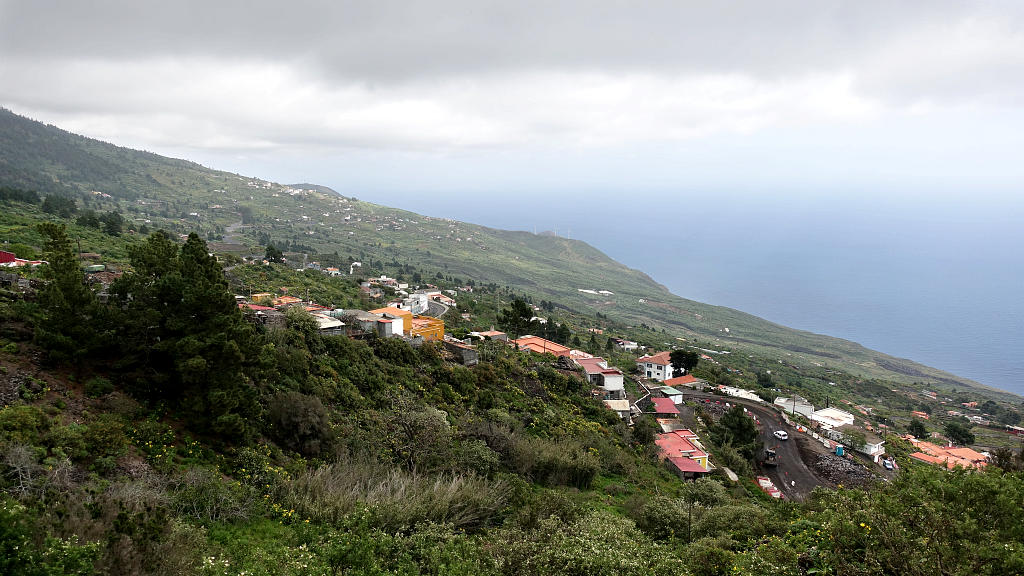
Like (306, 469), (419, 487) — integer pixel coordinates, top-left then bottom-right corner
(3, 1), (1024, 203)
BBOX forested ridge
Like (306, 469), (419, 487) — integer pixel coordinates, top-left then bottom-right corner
(1, 207), (1023, 575)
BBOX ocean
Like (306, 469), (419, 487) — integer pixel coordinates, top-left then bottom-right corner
(364, 189), (1024, 398)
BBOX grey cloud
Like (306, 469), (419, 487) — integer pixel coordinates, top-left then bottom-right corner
(4, 1), (1020, 98)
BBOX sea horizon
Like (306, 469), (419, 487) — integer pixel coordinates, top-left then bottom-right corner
(359, 188), (1024, 398)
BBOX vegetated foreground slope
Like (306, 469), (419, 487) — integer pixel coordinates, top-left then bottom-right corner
(0, 107), (1004, 396)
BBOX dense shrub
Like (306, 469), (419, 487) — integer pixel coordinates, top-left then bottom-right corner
(0, 404), (50, 443)
(172, 467), (255, 523)
(508, 436), (599, 489)
(84, 377), (114, 398)
(265, 391), (333, 457)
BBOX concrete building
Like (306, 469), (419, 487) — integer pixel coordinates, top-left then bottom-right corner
(575, 357), (626, 399)
(410, 315), (444, 341)
(809, 407), (856, 430)
(774, 396), (816, 418)
(637, 351), (674, 381)
(369, 306), (413, 336)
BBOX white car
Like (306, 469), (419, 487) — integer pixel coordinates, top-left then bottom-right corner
(773, 430), (789, 441)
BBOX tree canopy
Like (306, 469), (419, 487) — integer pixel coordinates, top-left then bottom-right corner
(670, 349), (700, 377)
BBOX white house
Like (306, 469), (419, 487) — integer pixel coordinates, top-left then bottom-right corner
(637, 351), (674, 381)
(576, 357), (626, 400)
(613, 338), (639, 352)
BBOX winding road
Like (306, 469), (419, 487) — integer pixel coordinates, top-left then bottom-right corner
(675, 389), (828, 500)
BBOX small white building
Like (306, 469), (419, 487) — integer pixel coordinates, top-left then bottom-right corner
(718, 385), (764, 403)
(603, 399), (631, 420)
(825, 424), (886, 462)
(613, 338), (639, 352)
(774, 396), (816, 418)
(810, 407), (856, 430)
(576, 357), (626, 400)
(658, 386), (686, 405)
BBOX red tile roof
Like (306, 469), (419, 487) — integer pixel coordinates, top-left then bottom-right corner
(908, 438), (987, 469)
(667, 456), (709, 473)
(652, 397), (679, 415)
(511, 336), (571, 357)
(655, 429), (709, 474)
(638, 351), (673, 366)
(664, 374), (699, 386)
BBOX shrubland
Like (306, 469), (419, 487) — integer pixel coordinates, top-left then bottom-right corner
(0, 207), (1023, 575)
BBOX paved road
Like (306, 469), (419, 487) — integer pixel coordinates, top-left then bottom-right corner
(677, 389), (826, 500)
(425, 299), (448, 318)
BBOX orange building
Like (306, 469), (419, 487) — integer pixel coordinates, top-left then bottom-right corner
(410, 316), (445, 341)
(511, 335), (571, 357)
(369, 306), (413, 335)
(907, 437), (987, 470)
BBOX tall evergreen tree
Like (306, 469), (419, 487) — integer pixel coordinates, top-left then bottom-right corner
(34, 222), (102, 367)
(111, 231), (259, 441)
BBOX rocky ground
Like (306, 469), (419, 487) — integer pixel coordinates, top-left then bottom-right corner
(810, 451), (878, 487)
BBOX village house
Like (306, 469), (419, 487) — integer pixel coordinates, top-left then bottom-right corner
(311, 313), (345, 335)
(0, 249), (46, 268)
(651, 397), (680, 417)
(907, 437), (987, 469)
(656, 429), (714, 479)
(637, 351), (674, 381)
(602, 399), (631, 420)
(611, 337), (638, 352)
(410, 316), (445, 341)
(664, 374), (708, 390)
(369, 306), (413, 336)
(337, 310), (396, 338)
(511, 335), (571, 357)
(575, 357), (626, 400)
(809, 407), (856, 430)
(443, 340), (478, 366)
(273, 295), (303, 308)
(471, 329), (508, 342)
(656, 386), (685, 405)
(824, 424), (886, 462)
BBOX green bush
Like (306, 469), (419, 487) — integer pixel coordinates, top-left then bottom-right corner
(84, 377), (114, 398)
(509, 436), (599, 489)
(265, 391), (333, 457)
(172, 467), (255, 523)
(0, 404), (49, 444)
(82, 414), (128, 472)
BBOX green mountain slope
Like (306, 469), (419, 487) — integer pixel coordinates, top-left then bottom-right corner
(0, 107), (1009, 397)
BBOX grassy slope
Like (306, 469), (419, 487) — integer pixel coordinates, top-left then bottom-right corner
(0, 107), (1013, 399)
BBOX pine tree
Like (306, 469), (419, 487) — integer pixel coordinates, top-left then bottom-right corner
(35, 222), (102, 367)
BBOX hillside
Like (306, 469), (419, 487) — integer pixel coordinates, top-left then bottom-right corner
(0, 107), (1012, 399)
